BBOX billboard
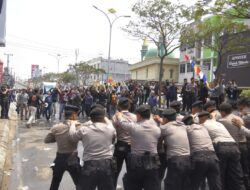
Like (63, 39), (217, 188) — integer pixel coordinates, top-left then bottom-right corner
(0, 0), (6, 47)
(216, 31), (250, 88)
(31, 64), (40, 78)
(0, 60), (3, 82)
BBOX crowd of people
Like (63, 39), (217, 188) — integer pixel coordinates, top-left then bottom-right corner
(0, 76), (247, 190)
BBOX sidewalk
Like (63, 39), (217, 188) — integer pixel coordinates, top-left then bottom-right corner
(0, 103), (17, 188)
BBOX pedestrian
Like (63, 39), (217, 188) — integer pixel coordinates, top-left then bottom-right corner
(148, 91), (157, 114)
(58, 89), (68, 120)
(182, 115), (222, 190)
(84, 91), (93, 117)
(27, 89), (42, 128)
(112, 97), (136, 188)
(109, 90), (118, 118)
(155, 108), (190, 190)
(44, 91), (53, 121)
(181, 78), (189, 112)
(44, 104), (80, 190)
(198, 79), (208, 104)
(69, 106), (116, 190)
(17, 89), (29, 120)
(186, 77), (197, 111)
(0, 86), (10, 119)
(219, 103), (250, 189)
(51, 88), (59, 117)
(198, 111), (245, 190)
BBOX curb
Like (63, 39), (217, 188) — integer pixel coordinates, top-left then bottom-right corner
(0, 103), (17, 186)
(0, 120), (10, 186)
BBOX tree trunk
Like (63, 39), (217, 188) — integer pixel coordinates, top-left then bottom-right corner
(158, 57), (164, 108)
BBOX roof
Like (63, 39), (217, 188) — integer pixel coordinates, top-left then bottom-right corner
(144, 48), (179, 60)
(129, 57), (179, 71)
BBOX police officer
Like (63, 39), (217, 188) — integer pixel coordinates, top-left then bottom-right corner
(170, 100), (184, 122)
(112, 97), (136, 188)
(44, 105), (80, 190)
(158, 108), (191, 190)
(199, 111), (245, 190)
(219, 103), (250, 190)
(204, 100), (222, 121)
(182, 115), (222, 190)
(115, 104), (161, 190)
(191, 101), (203, 124)
(238, 98), (250, 181)
(69, 105), (116, 190)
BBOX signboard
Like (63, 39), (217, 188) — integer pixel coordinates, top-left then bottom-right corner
(0, 0), (6, 47)
(216, 31), (250, 88)
(227, 52), (250, 69)
(31, 64), (40, 78)
(0, 61), (3, 82)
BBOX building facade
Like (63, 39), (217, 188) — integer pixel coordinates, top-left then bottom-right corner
(86, 57), (130, 84)
(178, 17), (250, 84)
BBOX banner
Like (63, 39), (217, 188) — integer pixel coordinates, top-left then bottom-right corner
(0, 0), (6, 47)
(0, 60), (3, 82)
(31, 64), (40, 78)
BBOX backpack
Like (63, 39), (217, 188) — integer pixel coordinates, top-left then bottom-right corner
(111, 94), (117, 105)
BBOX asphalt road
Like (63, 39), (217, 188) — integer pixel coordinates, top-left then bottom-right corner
(7, 118), (125, 190)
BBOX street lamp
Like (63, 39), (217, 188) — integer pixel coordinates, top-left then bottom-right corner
(49, 53), (67, 73)
(4, 53), (13, 74)
(93, 5), (130, 82)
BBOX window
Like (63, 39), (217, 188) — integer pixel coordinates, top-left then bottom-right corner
(187, 63), (194, 73)
(203, 60), (211, 70)
(180, 44), (186, 52)
(169, 69), (174, 79)
(180, 64), (186, 73)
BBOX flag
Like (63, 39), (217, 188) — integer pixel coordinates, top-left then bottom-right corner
(191, 60), (196, 68)
(184, 54), (190, 62)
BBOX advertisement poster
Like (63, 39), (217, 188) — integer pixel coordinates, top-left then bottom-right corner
(31, 64), (40, 78)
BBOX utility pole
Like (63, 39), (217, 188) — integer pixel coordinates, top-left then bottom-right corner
(4, 53), (13, 74)
(49, 54), (67, 73)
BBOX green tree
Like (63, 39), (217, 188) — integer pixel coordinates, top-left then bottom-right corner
(69, 62), (102, 85)
(59, 72), (76, 83)
(181, 15), (248, 66)
(192, 0), (250, 20)
(124, 0), (188, 107)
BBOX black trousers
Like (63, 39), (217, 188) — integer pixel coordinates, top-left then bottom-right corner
(77, 159), (115, 190)
(123, 168), (161, 190)
(1, 101), (9, 119)
(158, 152), (167, 181)
(50, 153), (79, 190)
(113, 141), (131, 188)
(215, 142), (245, 190)
(164, 156), (190, 190)
(239, 142), (250, 190)
(189, 151), (221, 190)
(187, 93), (196, 112)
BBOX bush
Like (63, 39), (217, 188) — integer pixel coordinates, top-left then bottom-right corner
(240, 90), (250, 98)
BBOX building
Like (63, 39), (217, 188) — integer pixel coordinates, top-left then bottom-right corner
(179, 16), (250, 84)
(86, 57), (130, 83)
(129, 40), (179, 82)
